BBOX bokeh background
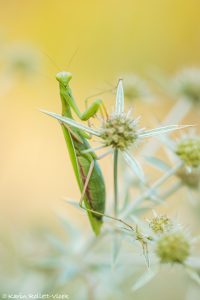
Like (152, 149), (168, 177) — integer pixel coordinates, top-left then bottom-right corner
(0, 0), (200, 299)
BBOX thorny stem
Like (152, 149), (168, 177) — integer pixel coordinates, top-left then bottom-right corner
(114, 149), (119, 217)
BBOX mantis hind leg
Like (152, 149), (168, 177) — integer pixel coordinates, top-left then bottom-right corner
(79, 151), (113, 208)
(79, 169), (150, 264)
(79, 160), (95, 208)
(79, 164), (134, 231)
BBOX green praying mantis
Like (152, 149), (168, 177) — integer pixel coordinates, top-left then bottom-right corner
(48, 71), (107, 235)
(43, 72), (135, 234)
(42, 72), (152, 263)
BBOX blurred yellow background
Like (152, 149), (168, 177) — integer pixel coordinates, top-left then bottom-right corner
(0, 0), (200, 233)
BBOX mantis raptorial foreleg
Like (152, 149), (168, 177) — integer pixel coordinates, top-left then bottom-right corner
(84, 97), (108, 124)
(57, 72), (110, 124)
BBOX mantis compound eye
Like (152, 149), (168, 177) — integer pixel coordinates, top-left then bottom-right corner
(56, 71), (72, 86)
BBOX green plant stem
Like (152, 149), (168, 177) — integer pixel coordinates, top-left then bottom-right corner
(114, 149), (119, 217)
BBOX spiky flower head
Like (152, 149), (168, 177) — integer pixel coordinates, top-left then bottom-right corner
(149, 215), (172, 234)
(156, 232), (190, 264)
(173, 68), (200, 104)
(42, 78), (190, 182)
(100, 113), (139, 151)
(175, 137), (200, 168)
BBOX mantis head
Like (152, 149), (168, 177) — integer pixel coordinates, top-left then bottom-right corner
(56, 71), (72, 87)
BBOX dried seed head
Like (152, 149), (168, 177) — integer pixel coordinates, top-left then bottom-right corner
(156, 232), (190, 264)
(100, 114), (138, 150)
(175, 138), (200, 167)
(149, 215), (172, 234)
(173, 68), (200, 104)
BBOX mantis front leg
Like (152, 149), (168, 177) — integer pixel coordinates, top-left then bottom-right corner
(56, 71), (108, 122)
(79, 159), (95, 208)
(84, 98), (108, 121)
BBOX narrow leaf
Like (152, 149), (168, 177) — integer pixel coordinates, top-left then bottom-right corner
(111, 233), (122, 267)
(40, 110), (100, 136)
(115, 79), (124, 115)
(132, 269), (158, 291)
(144, 156), (171, 172)
(120, 190), (130, 212)
(186, 267), (200, 285)
(139, 124), (192, 138)
(123, 151), (145, 182)
(64, 198), (81, 210)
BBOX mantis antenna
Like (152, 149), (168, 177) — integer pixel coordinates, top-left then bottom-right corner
(65, 47), (80, 70)
(40, 49), (62, 71)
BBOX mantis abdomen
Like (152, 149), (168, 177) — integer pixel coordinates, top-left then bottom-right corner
(74, 136), (105, 234)
(62, 123), (105, 235)
(78, 156), (105, 220)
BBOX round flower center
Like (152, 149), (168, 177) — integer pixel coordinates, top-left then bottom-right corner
(175, 138), (200, 167)
(156, 232), (190, 264)
(149, 215), (172, 234)
(100, 114), (138, 151)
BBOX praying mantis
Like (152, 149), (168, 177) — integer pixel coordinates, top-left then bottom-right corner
(42, 72), (151, 262)
(50, 71), (107, 235)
